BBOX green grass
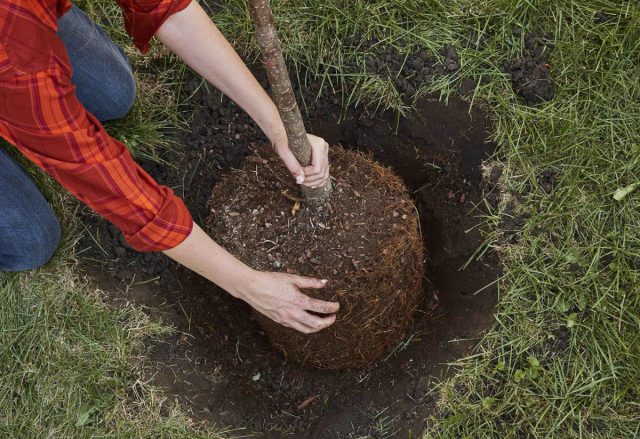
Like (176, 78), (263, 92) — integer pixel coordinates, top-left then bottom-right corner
(0, 1), (212, 437)
(0, 258), (216, 438)
(2, 0), (639, 437)
(215, 3), (640, 435)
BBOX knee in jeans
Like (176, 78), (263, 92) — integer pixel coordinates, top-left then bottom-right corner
(108, 68), (136, 120)
(9, 217), (62, 271)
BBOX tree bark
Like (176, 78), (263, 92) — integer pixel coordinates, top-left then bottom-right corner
(248, 0), (331, 202)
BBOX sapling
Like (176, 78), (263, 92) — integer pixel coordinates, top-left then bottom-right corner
(248, 0), (332, 202)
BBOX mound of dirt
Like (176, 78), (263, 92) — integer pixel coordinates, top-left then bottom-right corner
(206, 145), (424, 369)
(506, 33), (554, 105)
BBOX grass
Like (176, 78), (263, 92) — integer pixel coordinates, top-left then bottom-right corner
(0, 258), (216, 438)
(212, 2), (640, 436)
(0, 1), (213, 437)
(1, 0), (639, 438)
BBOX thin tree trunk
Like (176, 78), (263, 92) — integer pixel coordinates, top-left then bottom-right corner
(248, 0), (332, 202)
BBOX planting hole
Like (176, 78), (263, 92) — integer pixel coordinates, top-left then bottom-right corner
(82, 73), (499, 438)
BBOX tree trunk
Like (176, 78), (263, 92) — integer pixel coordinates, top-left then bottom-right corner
(248, 0), (331, 202)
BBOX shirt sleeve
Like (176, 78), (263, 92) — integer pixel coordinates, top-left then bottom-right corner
(0, 41), (193, 252)
(116, 0), (192, 53)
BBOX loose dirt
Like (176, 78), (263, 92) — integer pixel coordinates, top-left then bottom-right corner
(506, 33), (555, 105)
(80, 69), (499, 437)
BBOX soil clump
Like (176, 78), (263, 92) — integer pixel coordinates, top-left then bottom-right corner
(506, 33), (555, 105)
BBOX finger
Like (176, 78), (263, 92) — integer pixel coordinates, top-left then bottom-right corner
(297, 310), (336, 331)
(305, 296), (340, 315)
(302, 167), (330, 188)
(277, 146), (305, 184)
(321, 166), (330, 184)
(312, 142), (329, 173)
(309, 138), (328, 173)
(291, 275), (327, 289)
(302, 165), (322, 182)
(289, 278), (340, 314)
(302, 165), (329, 183)
(288, 319), (315, 334)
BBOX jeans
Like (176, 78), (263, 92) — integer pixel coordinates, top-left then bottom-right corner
(0, 5), (136, 271)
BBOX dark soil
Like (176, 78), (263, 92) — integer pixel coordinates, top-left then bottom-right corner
(206, 144), (424, 369)
(506, 33), (555, 105)
(594, 12), (616, 24)
(537, 169), (557, 194)
(79, 67), (499, 437)
(342, 37), (460, 99)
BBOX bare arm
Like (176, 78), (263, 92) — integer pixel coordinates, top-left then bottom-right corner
(157, 2), (336, 332)
(163, 223), (338, 333)
(155, 0), (329, 187)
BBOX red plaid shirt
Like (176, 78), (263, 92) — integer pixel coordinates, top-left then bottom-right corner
(0, 0), (193, 252)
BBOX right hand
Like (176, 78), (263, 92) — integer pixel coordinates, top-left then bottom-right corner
(272, 132), (330, 189)
(230, 270), (339, 334)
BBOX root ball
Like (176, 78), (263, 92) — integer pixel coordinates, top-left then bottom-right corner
(206, 144), (424, 369)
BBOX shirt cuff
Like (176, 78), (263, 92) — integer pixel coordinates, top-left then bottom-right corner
(125, 187), (194, 252)
(119, 0), (192, 54)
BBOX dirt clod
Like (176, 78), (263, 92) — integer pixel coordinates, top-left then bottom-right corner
(537, 169), (556, 194)
(506, 34), (555, 105)
(343, 35), (459, 100)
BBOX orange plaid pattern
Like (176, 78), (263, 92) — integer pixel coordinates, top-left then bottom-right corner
(0, 0), (193, 252)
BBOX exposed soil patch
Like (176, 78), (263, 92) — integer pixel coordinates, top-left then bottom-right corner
(79, 70), (499, 437)
(506, 33), (554, 105)
(342, 36), (460, 99)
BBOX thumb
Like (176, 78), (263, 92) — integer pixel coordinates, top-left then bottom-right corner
(278, 146), (305, 184)
(291, 275), (328, 289)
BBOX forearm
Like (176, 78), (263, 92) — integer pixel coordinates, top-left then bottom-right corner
(163, 222), (339, 334)
(162, 222), (253, 297)
(156, 1), (285, 143)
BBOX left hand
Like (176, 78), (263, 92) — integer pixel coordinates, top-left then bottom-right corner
(273, 133), (330, 188)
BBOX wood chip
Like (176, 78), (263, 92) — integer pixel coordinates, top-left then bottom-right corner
(282, 189), (305, 202)
(246, 155), (267, 164)
(291, 201), (300, 216)
(296, 395), (319, 411)
(229, 212), (240, 217)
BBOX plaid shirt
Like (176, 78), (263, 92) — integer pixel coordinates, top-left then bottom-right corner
(0, 0), (193, 252)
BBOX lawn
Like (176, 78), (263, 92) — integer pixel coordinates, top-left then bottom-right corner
(1, 0), (638, 438)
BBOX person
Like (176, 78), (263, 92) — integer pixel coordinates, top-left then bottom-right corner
(0, 0), (339, 334)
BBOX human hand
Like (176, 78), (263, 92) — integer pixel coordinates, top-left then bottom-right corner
(273, 133), (330, 188)
(230, 269), (339, 333)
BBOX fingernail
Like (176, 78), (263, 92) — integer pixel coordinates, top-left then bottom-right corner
(320, 279), (328, 284)
(296, 175), (305, 184)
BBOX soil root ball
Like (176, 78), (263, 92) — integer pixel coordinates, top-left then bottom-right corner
(206, 144), (424, 369)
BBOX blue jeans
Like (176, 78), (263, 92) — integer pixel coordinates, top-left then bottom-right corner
(0, 5), (136, 271)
